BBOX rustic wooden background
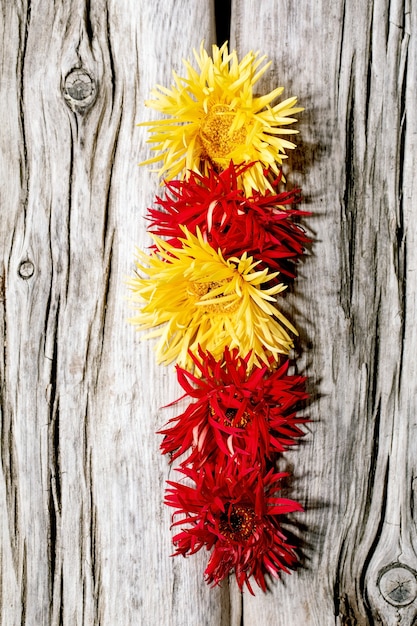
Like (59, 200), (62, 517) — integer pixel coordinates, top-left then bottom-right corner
(1, 0), (416, 624)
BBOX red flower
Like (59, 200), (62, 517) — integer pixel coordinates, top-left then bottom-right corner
(165, 458), (303, 593)
(147, 162), (309, 278)
(159, 347), (308, 466)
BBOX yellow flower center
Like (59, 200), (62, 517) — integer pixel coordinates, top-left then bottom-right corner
(189, 280), (240, 314)
(199, 105), (247, 168)
(219, 503), (255, 542)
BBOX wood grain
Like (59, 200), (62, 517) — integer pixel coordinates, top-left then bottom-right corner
(0, 1), (227, 624)
(1, 0), (416, 624)
(233, 0), (417, 624)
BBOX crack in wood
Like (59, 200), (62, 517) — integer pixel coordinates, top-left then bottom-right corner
(214, 0), (231, 46)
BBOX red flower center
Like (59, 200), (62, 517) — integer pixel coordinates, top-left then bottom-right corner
(224, 407), (251, 428)
(210, 405), (252, 428)
(219, 503), (255, 542)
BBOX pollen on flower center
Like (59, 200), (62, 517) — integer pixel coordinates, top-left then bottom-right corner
(210, 405), (251, 428)
(219, 503), (255, 542)
(199, 105), (247, 168)
(189, 280), (240, 314)
(225, 407), (251, 428)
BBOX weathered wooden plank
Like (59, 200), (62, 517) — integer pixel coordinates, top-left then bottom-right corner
(233, 0), (417, 624)
(2, 0), (416, 624)
(0, 1), (245, 625)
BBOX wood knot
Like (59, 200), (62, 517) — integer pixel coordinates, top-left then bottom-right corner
(377, 564), (417, 607)
(18, 260), (35, 279)
(63, 69), (97, 112)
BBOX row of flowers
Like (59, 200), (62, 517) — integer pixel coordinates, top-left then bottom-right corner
(129, 42), (310, 594)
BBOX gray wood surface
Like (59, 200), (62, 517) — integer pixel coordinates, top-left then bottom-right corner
(1, 1), (416, 624)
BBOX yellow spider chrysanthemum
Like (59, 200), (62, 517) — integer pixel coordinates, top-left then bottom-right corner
(127, 228), (297, 371)
(139, 42), (303, 195)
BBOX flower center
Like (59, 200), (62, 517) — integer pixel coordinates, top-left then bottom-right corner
(189, 280), (240, 314)
(219, 503), (255, 542)
(224, 407), (251, 428)
(199, 105), (247, 168)
(210, 405), (251, 428)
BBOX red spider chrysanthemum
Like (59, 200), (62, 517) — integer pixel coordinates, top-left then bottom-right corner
(147, 162), (309, 278)
(165, 457), (303, 593)
(159, 347), (308, 466)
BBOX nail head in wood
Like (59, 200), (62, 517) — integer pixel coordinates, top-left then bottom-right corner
(18, 260), (34, 279)
(63, 69), (97, 112)
(377, 564), (417, 607)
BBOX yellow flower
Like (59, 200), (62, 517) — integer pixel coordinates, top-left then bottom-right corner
(139, 42), (303, 194)
(127, 228), (297, 371)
